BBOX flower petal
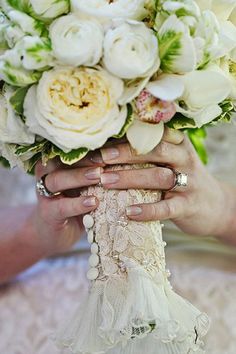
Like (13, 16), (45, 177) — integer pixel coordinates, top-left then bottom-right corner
(147, 75), (184, 101)
(127, 119), (164, 155)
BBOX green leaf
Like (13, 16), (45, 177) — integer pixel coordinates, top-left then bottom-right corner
(211, 100), (236, 124)
(0, 156), (10, 168)
(158, 30), (182, 72)
(26, 152), (42, 175)
(167, 113), (196, 129)
(113, 104), (134, 139)
(51, 146), (89, 165)
(188, 128), (208, 165)
(15, 140), (47, 156)
(9, 86), (29, 115)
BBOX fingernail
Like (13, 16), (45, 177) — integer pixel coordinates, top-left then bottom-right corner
(101, 147), (119, 161)
(83, 197), (97, 207)
(101, 173), (120, 185)
(85, 167), (102, 180)
(126, 206), (143, 216)
(90, 153), (104, 164)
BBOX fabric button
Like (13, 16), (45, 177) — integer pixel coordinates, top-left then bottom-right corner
(87, 267), (99, 281)
(89, 254), (99, 267)
(87, 229), (94, 244)
(91, 242), (99, 254)
(83, 214), (94, 229)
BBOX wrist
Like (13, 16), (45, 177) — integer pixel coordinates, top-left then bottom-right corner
(213, 182), (236, 244)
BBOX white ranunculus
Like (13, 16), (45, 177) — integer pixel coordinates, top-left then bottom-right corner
(24, 66), (127, 152)
(71, 0), (146, 20)
(28, 0), (69, 20)
(0, 86), (35, 145)
(50, 14), (103, 67)
(176, 68), (232, 126)
(103, 20), (159, 79)
(195, 0), (236, 21)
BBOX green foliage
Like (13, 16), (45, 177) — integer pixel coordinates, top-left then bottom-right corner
(51, 145), (89, 165)
(9, 86), (29, 115)
(188, 128), (208, 165)
(167, 113), (196, 129)
(0, 156), (10, 168)
(113, 104), (134, 139)
(158, 30), (182, 72)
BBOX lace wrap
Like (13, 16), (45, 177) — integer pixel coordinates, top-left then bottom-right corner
(56, 165), (210, 354)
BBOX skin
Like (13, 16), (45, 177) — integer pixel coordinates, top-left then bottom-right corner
(0, 128), (236, 284)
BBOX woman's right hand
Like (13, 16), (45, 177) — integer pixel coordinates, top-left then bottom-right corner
(33, 157), (104, 257)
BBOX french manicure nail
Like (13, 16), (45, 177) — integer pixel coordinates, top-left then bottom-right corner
(101, 147), (119, 161)
(90, 153), (104, 164)
(101, 173), (120, 185)
(85, 167), (102, 180)
(126, 206), (143, 216)
(83, 197), (97, 207)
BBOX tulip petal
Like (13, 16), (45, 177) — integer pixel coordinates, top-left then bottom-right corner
(127, 119), (164, 155)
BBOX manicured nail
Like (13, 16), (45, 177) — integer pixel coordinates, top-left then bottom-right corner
(83, 197), (97, 207)
(85, 167), (102, 180)
(101, 173), (120, 185)
(90, 153), (104, 164)
(126, 206), (143, 216)
(101, 147), (119, 161)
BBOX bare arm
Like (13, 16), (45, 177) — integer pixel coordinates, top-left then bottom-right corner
(0, 205), (41, 284)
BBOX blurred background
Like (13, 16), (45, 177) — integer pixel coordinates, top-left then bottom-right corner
(0, 124), (236, 354)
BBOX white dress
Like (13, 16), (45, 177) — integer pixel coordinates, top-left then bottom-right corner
(0, 124), (236, 354)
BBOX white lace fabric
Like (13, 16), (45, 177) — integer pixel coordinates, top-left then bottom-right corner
(55, 165), (210, 354)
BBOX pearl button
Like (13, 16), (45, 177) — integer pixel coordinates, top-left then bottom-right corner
(83, 214), (94, 229)
(87, 267), (99, 281)
(89, 254), (99, 267)
(87, 229), (94, 244)
(91, 242), (99, 254)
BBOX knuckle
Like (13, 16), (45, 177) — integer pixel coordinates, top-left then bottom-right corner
(156, 142), (168, 159)
(163, 201), (175, 219)
(149, 204), (158, 220)
(47, 172), (59, 192)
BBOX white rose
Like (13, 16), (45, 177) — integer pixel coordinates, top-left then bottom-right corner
(71, 0), (146, 20)
(50, 14), (103, 67)
(24, 66), (127, 152)
(0, 86), (35, 145)
(103, 20), (159, 79)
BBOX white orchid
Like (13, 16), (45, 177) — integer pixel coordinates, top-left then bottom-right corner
(126, 75), (184, 154)
(176, 67), (232, 127)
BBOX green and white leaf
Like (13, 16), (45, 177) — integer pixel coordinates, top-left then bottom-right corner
(113, 104), (134, 139)
(51, 145), (89, 165)
(158, 14), (196, 73)
(167, 112), (196, 129)
(9, 86), (29, 115)
(0, 60), (41, 86)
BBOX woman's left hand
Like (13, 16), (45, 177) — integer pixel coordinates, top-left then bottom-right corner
(99, 128), (229, 238)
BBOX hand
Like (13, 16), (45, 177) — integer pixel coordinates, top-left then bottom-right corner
(33, 158), (104, 256)
(99, 128), (229, 238)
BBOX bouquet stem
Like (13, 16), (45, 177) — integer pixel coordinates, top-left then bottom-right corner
(56, 165), (210, 354)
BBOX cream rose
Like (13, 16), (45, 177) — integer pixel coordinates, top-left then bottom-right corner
(50, 14), (103, 66)
(103, 20), (159, 79)
(24, 66), (127, 152)
(71, 0), (146, 20)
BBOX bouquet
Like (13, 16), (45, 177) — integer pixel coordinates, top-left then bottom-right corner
(1, 1), (236, 353)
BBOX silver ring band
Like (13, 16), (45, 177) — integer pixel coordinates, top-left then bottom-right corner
(36, 174), (61, 198)
(168, 169), (188, 192)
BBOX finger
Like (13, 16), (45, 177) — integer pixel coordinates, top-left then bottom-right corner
(101, 142), (189, 167)
(43, 166), (103, 194)
(35, 159), (61, 179)
(162, 127), (185, 145)
(126, 196), (185, 221)
(41, 195), (99, 223)
(101, 167), (175, 190)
